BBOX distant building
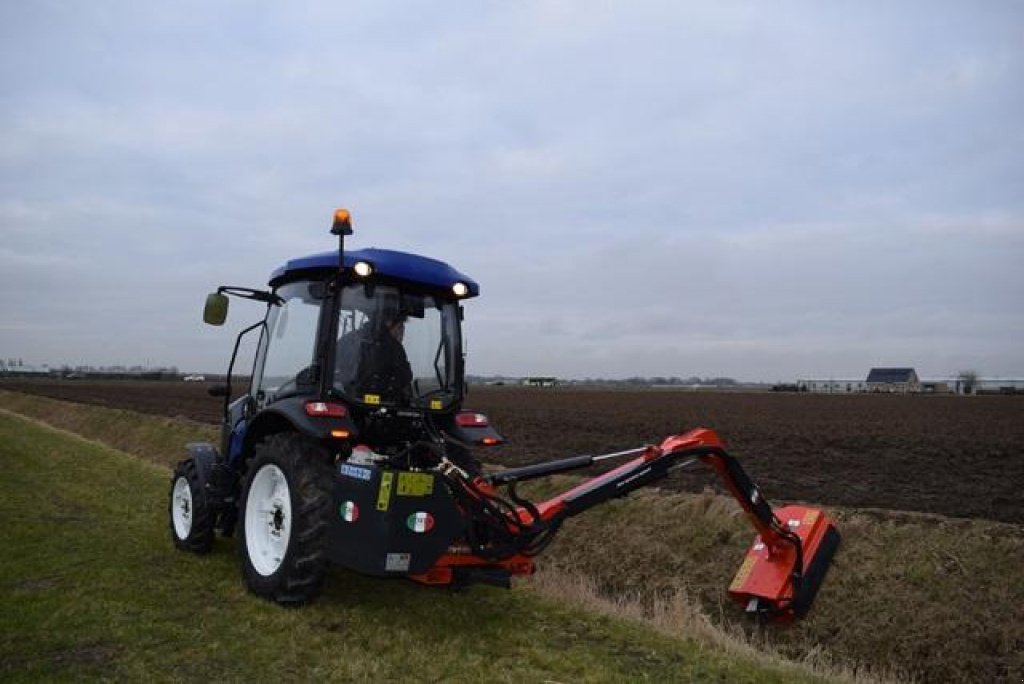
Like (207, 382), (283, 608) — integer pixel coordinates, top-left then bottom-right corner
(522, 377), (558, 387)
(795, 369), (1021, 395)
(972, 378), (1024, 395)
(866, 368), (920, 393)
(798, 379), (866, 394)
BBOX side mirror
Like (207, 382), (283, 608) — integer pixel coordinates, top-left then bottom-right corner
(204, 292), (229, 326)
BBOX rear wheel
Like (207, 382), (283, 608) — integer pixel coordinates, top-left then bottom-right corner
(237, 433), (332, 605)
(169, 458), (214, 553)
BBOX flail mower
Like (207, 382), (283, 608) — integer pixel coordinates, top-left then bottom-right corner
(169, 209), (839, 622)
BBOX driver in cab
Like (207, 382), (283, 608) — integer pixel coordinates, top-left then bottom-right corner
(338, 311), (413, 402)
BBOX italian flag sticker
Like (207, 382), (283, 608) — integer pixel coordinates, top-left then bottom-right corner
(340, 501), (359, 523)
(406, 511), (435, 533)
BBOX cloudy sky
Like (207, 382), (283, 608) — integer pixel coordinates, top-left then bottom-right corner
(2, 1), (1022, 381)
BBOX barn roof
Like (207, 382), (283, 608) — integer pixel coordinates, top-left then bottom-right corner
(866, 367), (917, 383)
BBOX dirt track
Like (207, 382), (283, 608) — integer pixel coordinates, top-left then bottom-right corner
(4, 379), (1023, 524)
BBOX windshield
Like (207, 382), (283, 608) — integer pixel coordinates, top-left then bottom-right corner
(255, 280), (326, 401)
(334, 284), (460, 407)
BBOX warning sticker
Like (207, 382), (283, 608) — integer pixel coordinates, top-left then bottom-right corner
(430, 399), (443, 410)
(802, 509), (819, 526)
(397, 472), (434, 497)
(364, 394), (381, 405)
(385, 553), (411, 572)
(339, 464), (372, 481)
(377, 471), (393, 511)
(729, 555), (756, 592)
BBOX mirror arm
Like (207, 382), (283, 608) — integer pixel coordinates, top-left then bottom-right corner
(218, 286), (282, 305)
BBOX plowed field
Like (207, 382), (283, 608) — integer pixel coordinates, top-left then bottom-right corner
(4, 379), (1022, 524)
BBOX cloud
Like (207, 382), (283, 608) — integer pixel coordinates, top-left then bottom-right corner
(1, 1), (1022, 379)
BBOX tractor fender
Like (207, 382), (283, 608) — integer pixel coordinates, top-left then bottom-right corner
(438, 410), (505, 448)
(184, 442), (220, 491)
(240, 396), (357, 464)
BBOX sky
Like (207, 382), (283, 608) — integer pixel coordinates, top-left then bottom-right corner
(1, 1), (1022, 381)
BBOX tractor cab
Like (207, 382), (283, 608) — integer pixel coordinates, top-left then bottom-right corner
(264, 248), (473, 414)
(202, 211), (499, 472)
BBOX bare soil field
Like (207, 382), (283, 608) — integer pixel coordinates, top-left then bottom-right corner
(3, 379), (1023, 524)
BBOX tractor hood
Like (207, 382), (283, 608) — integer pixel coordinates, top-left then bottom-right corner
(268, 248), (480, 297)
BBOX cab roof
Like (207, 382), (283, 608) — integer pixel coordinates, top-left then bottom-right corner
(268, 247), (480, 297)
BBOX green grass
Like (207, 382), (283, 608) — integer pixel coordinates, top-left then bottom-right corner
(0, 410), (817, 683)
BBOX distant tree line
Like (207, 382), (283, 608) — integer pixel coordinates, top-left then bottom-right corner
(0, 358), (181, 380)
(467, 374), (739, 386)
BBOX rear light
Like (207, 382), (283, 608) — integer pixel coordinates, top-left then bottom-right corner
(481, 437), (500, 446)
(456, 411), (489, 428)
(305, 401), (348, 417)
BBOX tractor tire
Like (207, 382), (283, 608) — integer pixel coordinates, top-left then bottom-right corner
(237, 433), (333, 605)
(169, 458), (215, 553)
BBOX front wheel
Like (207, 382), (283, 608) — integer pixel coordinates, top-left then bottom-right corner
(237, 433), (332, 605)
(169, 458), (214, 553)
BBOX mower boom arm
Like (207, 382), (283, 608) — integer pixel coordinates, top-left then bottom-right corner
(479, 427), (839, 621)
(487, 429), (784, 546)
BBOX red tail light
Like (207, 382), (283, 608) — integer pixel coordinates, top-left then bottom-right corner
(305, 401), (348, 417)
(456, 411), (489, 428)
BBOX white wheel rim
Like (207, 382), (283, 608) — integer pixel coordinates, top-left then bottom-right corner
(171, 476), (193, 540)
(245, 464), (293, 576)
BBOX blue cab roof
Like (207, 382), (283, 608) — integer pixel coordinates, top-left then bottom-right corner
(268, 247), (480, 297)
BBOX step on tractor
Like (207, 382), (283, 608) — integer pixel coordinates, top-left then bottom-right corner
(169, 209), (839, 622)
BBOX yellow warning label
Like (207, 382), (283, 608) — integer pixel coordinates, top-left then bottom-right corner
(729, 555), (756, 592)
(377, 472), (393, 511)
(364, 394), (381, 405)
(430, 399), (443, 410)
(802, 509), (819, 526)
(397, 472), (434, 497)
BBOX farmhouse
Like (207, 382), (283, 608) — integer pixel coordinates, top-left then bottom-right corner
(798, 367), (921, 394)
(866, 367), (920, 393)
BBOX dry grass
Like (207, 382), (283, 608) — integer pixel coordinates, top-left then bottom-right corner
(527, 568), (900, 684)
(531, 485), (1023, 683)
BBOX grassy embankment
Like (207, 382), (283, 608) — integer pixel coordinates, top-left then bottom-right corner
(0, 398), (825, 683)
(2, 389), (1022, 682)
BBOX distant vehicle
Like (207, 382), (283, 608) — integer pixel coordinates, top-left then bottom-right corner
(183, 375), (206, 382)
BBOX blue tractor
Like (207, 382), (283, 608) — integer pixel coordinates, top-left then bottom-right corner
(169, 209), (838, 620)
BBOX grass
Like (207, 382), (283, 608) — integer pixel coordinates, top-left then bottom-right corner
(3, 389), (1022, 683)
(0, 389), (218, 469)
(535, 486), (1024, 683)
(0, 407), (821, 683)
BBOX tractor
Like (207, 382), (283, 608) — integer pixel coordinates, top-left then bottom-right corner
(169, 209), (839, 621)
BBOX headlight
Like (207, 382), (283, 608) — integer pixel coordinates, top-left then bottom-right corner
(353, 261), (374, 277)
(452, 281), (469, 297)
